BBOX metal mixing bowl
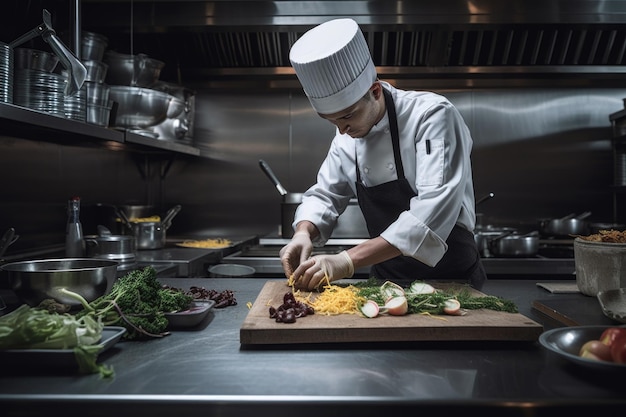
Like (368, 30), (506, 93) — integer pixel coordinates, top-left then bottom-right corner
(109, 86), (174, 128)
(0, 258), (118, 307)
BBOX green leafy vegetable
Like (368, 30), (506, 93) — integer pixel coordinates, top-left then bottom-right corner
(72, 266), (193, 340)
(0, 303), (113, 378)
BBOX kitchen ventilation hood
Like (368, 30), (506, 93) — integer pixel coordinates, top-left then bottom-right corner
(77, 0), (626, 88)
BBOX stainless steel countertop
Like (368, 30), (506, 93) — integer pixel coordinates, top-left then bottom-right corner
(0, 278), (624, 416)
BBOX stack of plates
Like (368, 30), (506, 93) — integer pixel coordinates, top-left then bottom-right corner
(64, 83), (87, 122)
(14, 68), (66, 117)
(0, 42), (13, 103)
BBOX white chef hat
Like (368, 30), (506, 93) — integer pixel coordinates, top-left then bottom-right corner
(289, 18), (377, 115)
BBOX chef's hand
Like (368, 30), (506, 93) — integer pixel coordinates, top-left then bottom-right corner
(279, 231), (313, 279)
(291, 250), (354, 291)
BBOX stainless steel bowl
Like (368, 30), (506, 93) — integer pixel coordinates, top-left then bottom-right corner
(109, 86), (174, 128)
(0, 258), (118, 307)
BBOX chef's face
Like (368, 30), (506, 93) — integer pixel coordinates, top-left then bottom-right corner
(319, 82), (385, 138)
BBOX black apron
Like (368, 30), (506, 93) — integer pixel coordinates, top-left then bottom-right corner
(355, 88), (486, 290)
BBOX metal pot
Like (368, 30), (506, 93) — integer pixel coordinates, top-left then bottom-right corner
(589, 222), (626, 234)
(259, 159), (368, 238)
(117, 205), (181, 250)
(0, 258), (118, 307)
(489, 232), (540, 257)
(84, 226), (136, 265)
(473, 226), (517, 257)
(539, 212), (592, 237)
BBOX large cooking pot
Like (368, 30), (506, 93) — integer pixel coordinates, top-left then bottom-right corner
(84, 226), (136, 267)
(259, 159), (368, 238)
(0, 258), (118, 307)
(117, 205), (181, 250)
(539, 212), (591, 237)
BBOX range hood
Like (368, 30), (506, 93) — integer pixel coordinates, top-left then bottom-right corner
(78, 0), (626, 88)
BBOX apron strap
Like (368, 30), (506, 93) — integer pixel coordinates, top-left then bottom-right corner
(357, 87), (406, 184)
(382, 88), (405, 180)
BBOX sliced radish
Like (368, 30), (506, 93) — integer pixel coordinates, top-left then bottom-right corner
(443, 299), (465, 316)
(384, 296), (408, 316)
(381, 281), (405, 299)
(360, 300), (380, 318)
(409, 281), (436, 295)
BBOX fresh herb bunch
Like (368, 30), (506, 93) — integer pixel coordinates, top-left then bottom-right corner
(73, 266), (193, 340)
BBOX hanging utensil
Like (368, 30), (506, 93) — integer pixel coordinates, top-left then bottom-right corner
(259, 159), (288, 196)
(162, 205), (182, 230)
(114, 207), (134, 231)
(10, 9), (86, 96)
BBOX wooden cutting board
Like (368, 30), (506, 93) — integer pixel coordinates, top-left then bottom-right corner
(240, 281), (543, 345)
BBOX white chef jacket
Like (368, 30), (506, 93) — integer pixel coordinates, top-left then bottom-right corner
(293, 82), (477, 267)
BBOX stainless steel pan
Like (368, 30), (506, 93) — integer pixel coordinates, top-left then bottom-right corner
(489, 231), (540, 257)
(539, 212), (591, 237)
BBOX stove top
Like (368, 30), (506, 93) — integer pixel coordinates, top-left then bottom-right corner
(224, 236), (577, 277)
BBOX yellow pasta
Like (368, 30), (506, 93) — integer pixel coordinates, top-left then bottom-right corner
(178, 238), (233, 248)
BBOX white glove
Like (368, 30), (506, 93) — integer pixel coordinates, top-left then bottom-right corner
(291, 250), (354, 290)
(279, 231), (313, 279)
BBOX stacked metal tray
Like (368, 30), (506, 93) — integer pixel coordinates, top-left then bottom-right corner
(14, 68), (66, 117)
(0, 42), (13, 103)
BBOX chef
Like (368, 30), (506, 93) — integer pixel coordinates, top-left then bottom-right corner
(280, 18), (486, 291)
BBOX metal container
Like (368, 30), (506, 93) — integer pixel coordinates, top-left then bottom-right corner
(574, 238), (626, 296)
(82, 60), (108, 84)
(130, 221), (166, 250)
(259, 159), (368, 238)
(473, 226), (517, 257)
(119, 205), (181, 250)
(539, 212), (591, 237)
(208, 264), (256, 277)
(84, 233), (136, 265)
(86, 101), (112, 127)
(104, 51), (164, 87)
(109, 86), (174, 128)
(0, 258), (118, 307)
(489, 232), (539, 257)
(81, 31), (108, 62)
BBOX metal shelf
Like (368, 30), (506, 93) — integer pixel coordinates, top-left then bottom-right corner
(0, 102), (201, 156)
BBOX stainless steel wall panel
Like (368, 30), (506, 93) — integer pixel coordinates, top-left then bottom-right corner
(0, 87), (623, 255)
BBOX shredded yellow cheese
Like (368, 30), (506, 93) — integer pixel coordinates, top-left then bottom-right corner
(246, 301), (253, 309)
(178, 238), (232, 248)
(305, 284), (364, 315)
(287, 274), (362, 315)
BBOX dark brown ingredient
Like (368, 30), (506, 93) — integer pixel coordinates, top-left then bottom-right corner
(161, 285), (237, 309)
(269, 292), (314, 323)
